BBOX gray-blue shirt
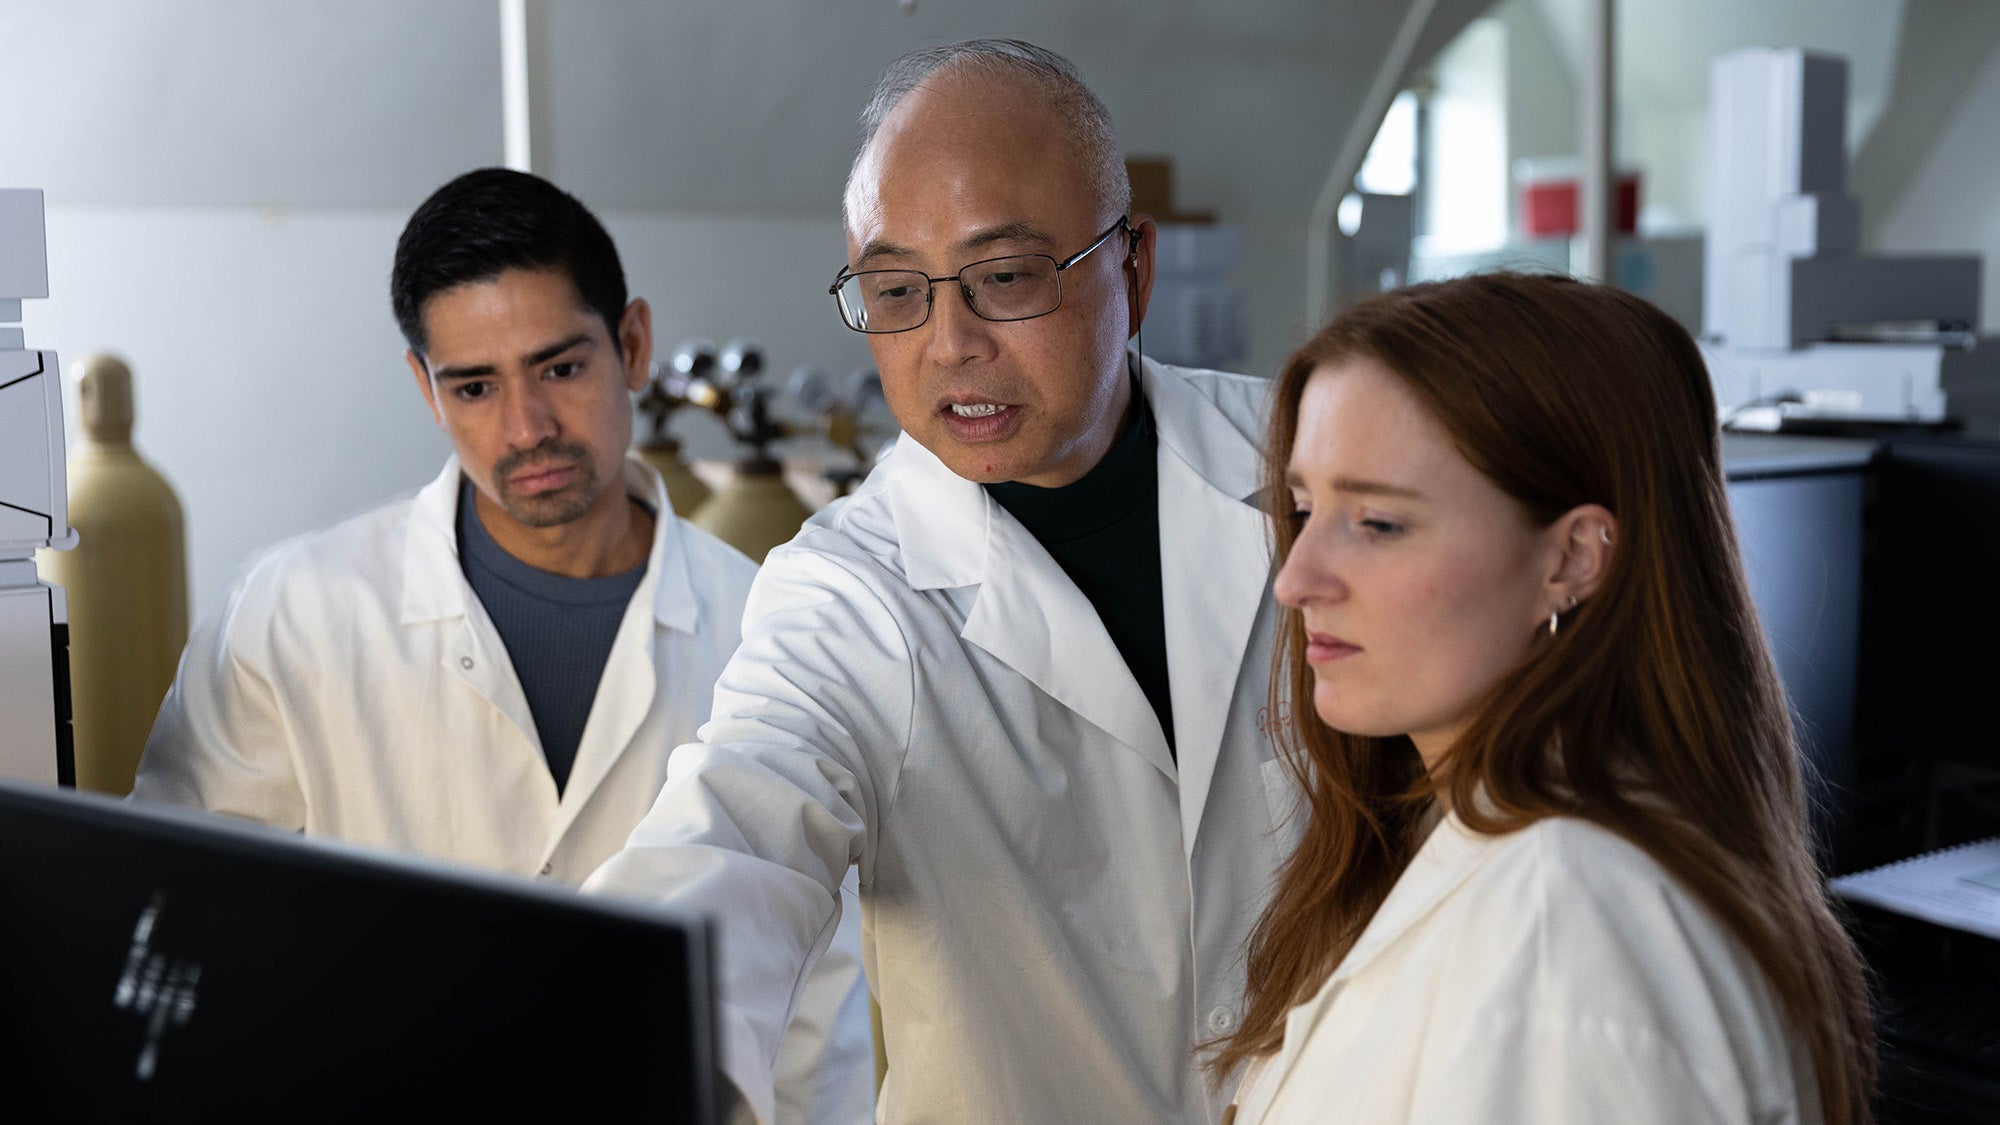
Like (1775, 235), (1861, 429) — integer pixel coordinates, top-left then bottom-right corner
(456, 480), (647, 794)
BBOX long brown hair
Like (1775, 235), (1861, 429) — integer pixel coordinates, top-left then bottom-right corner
(1215, 273), (1874, 1121)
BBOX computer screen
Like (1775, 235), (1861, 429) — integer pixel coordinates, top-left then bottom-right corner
(0, 780), (716, 1121)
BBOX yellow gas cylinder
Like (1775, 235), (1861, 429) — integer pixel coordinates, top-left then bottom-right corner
(636, 440), (712, 517)
(36, 353), (188, 795)
(690, 457), (813, 564)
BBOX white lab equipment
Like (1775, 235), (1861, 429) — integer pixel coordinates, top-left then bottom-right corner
(1701, 49), (2000, 427)
(0, 188), (74, 787)
(1146, 224), (1249, 371)
(1335, 191), (1414, 299)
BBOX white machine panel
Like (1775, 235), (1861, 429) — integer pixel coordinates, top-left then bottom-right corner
(0, 576), (60, 786)
(3, 187), (74, 786)
(1147, 223), (1248, 371)
(1, 349), (66, 553)
(0, 188), (50, 333)
(1702, 50), (1989, 424)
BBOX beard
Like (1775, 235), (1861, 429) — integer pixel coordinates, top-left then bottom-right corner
(490, 439), (602, 528)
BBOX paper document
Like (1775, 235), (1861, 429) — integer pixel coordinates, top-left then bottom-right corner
(1830, 837), (2000, 940)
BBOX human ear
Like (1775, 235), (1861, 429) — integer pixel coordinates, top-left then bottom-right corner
(1124, 214), (1157, 339)
(407, 350), (445, 428)
(619, 298), (654, 394)
(1544, 503), (1616, 612)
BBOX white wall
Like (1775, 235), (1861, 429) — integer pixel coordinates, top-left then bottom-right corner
(0, 2), (502, 207)
(1423, 19), (1509, 254)
(1499, 0), (1577, 203)
(1875, 37), (2000, 334)
(22, 207), (434, 624)
(1509, 0), (1904, 232)
(3, 0), (1501, 623)
(2, 1), (1478, 371)
(21, 205), (871, 622)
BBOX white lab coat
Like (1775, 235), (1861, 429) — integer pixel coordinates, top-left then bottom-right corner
(1230, 813), (1821, 1125)
(134, 455), (876, 1124)
(588, 358), (1298, 1124)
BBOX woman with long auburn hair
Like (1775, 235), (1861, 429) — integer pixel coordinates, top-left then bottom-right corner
(1219, 272), (1874, 1123)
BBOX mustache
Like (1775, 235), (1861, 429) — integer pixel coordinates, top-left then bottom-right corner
(493, 439), (591, 484)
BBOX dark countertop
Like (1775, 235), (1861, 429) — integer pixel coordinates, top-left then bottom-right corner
(1721, 432), (1879, 480)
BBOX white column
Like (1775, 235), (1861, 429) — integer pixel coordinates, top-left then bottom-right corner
(499, 0), (553, 176)
(1580, 0), (1615, 282)
(1306, 0), (1440, 322)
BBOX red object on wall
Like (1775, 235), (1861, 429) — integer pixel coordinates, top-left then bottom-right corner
(1520, 175), (1640, 238)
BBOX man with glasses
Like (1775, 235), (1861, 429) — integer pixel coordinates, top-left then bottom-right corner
(592, 40), (1290, 1124)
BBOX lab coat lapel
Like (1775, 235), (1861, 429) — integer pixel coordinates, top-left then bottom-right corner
(540, 595), (653, 857)
(542, 460), (695, 856)
(400, 459), (546, 760)
(966, 508), (1176, 780)
(1332, 814), (1493, 984)
(399, 458), (474, 624)
(888, 438), (1176, 781)
(1146, 358), (1273, 857)
(442, 609), (544, 763)
(1258, 815), (1495, 1101)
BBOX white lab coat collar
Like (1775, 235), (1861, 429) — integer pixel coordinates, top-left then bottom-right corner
(1149, 358), (1272, 843)
(1330, 812), (1494, 985)
(885, 356), (1266, 591)
(398, 454), (703, 636)
(394, 454), (703, 840)
(1267, 812), (1497, 1086)
(880, 357), (1272, 841)
(1145, 353), (1265, 504)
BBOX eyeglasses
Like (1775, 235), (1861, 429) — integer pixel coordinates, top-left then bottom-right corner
(830, 217), (1132, 335)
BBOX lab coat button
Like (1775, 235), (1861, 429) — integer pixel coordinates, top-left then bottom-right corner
(459, 656), (473, 669)
(538, 862), (553, 877)
(1206, 1006), (1237, 1033)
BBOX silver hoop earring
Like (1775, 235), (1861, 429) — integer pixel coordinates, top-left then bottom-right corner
(1549, 594), (1578, 637)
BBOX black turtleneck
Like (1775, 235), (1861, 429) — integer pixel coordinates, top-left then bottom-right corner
(985, 390), (1175, 758)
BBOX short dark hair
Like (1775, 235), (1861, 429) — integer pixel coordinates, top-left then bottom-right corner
(390, 168), (627, 358)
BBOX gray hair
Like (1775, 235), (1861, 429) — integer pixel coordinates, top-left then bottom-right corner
(846, 39), (1131, 223)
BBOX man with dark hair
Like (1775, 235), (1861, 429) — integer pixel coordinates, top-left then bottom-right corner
(591, 41), (1290, 1124)
(134, 168), (875, 1124)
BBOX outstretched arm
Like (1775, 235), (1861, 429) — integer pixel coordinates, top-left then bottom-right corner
(588, 546), (914, 1124)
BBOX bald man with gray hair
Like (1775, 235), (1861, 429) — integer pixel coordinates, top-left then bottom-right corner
(592, 39), (1289, 1123)
(844, 39), (1131, 226)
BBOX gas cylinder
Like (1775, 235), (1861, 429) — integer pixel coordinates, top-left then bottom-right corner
(687, 341), (816, 562)
(35, 353), (188, 795)
(690, 456), (814, 563)
(635, 441), (711, 517)
(634, 345), (713, 517)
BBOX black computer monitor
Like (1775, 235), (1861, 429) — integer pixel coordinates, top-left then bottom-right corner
(0, 780), (716, 1121)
